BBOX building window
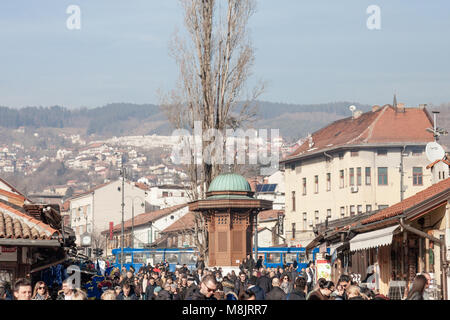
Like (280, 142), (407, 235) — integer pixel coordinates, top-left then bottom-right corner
(302, 178), (307, 195)
(181, 192), (184, 197)
(290, 163), (295, 171)
(292, 223), (296, 239)
(349, 168), (355, 186)
(314, 211), (319, 225)
(340, 170), (344, 188)
(314, 175), (319, 193)
(378, 205), (388, 210)
(412, 148), (423, 156)
(377, 149), (387, 156)
(357, 205), (363, 215)
(339, 152), (344, 160)
(366, 205), (372, 213)
(340, 207), (345, 217)
(291, 191), (296, 211)
(351, 150), (359, 157)
(327, 209), (331, 219)
(350, 205), (355, 217)
(413, 167), (423, 185)
(303, 213), (307, 230)
(378, 167), (388, 185)
(162, 191), (169, 197)
(357, 167), (362, 186)
(326, 173), (331, 191)
(365, 167), (371, 185)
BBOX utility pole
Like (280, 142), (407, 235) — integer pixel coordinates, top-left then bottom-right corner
(120, 156), (125, 271)
(131, 201), (134, 249)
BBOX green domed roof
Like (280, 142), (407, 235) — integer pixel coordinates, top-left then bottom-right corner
(208, 173), (252, 193)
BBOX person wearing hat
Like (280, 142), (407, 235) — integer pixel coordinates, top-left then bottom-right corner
(170, 283), (181, 300)
(150, 286), (162, 300)
(222, 279), (238, 300)
(184, 276), (197, 299)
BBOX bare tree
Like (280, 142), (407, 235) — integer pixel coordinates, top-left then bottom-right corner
(161, 0), (263, 261)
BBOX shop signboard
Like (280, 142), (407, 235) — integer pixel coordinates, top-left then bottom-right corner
(0, 246), (17, 262)
(316, 259), (331, 281)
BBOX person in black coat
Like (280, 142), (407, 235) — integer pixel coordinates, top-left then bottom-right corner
(256, 270), (272, 294)
(265, 278), (287, 300)
(195, 255), (205, 271)
(255, 256), (263, 270)
(117, 284), (138, 300)
(245, 254), (256, 274)
(186, 275), (218, 300)
(288, 276), (307, 300)
(234, 272), (249, 296)
(247, 276), (265, 300)
(145, 278), (157, 300)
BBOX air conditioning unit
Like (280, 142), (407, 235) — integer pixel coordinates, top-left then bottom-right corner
(351, 186), (358, 193)
(308, 220), (313, 227)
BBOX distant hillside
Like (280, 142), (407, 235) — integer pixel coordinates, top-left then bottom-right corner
(1, 101), (448, 147)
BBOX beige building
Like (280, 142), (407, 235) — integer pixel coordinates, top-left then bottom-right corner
(281, 104), (437, 247)
(69, 179), (147, 247)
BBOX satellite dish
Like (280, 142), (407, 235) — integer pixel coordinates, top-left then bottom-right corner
(425, 142), (445, 162)
(349, 105), (356, 112)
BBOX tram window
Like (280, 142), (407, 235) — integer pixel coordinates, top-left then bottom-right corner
(118, 253), (132, 264)
(154, 253), (163, 264)
(180, 252), (196, 265)
(299, 252), (306, 263)
(285, 253), (297, 264)
(166, 253), (179, 264)
(266, 253), (281, 263)
(133, 253), (145, 264)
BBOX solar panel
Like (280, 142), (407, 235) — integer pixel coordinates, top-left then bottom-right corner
(261, 184), (269, 192)
(267, 184), (277, 192)
(256, 185), (262, 192)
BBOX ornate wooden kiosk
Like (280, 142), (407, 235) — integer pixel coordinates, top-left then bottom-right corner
(189, 174), (272, 266)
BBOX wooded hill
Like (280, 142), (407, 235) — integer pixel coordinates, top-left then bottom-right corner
(1, 101), (448, 147)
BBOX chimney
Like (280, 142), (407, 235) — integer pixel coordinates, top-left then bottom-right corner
(419, 104), (427, 109)
(372, 105), (381, 112)
(397, 103), (405, 113)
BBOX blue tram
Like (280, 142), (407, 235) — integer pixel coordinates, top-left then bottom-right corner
(111, 247), (198, 273)
(112, 246), (325, 273)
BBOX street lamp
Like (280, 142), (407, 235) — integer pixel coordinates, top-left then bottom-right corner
(125, 195), (145, 248)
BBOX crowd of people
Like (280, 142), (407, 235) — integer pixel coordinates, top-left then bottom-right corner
(0, 254), (434, 301)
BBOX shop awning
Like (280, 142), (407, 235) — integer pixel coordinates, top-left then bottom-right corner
(350, 225), (399, 252)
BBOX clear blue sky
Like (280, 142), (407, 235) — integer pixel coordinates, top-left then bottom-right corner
(0, 0), (449, 108)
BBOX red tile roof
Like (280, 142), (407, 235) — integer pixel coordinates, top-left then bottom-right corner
(426, 159), (450, 169)
(283, 105), (434, 161)
(135, 182), (149, 191)
(107, 204), (188, 233)
(161, 212), (196, 233)
(258, 209), (284, 222)
(0, 202), (60, 240)
(362, 178), (450, 225)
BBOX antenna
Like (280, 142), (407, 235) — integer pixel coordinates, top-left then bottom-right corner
(425, 141), (445, 162)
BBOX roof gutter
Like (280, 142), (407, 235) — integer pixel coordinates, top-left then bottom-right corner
(281, 142), (429, 164)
